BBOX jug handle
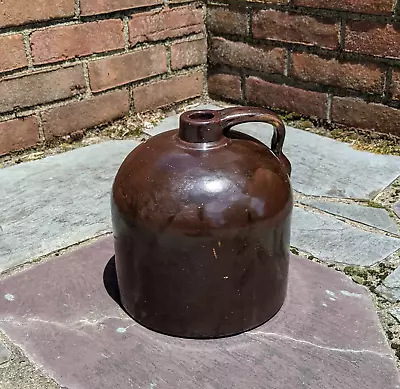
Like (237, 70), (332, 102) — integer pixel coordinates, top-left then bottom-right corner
(219, 107), (285, 157)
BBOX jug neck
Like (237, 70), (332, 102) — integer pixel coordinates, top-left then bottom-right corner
(178, 110), (223, 143)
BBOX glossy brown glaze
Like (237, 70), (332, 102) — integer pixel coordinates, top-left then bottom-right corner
(112, 106), (293, 338)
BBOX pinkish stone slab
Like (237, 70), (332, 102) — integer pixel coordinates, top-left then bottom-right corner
(0, 236), (398, 389)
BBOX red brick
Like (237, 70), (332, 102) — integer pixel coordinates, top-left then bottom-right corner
(252, 10), (339, 50)
(132, 72), (204, 112)
(0, 116), (39, 156)
(0, 34), (28, 73)
(210, 37), (285, 74)
(0, 66), (85, 114)
(129, 6), (204, 46)
(208, 73), (242, 101)
(89, 46), (167, 92)
(171, 38), (207, 70)
(294, 0), (394, 15)
(0, 0), (74, 28)
(207, 7), (248, 35)
(31, 20), (124, 65)
(246, 77), (327, 118)
(332, 97), (400, 136)
(392, 70), (400, 100)
(291, 52), (384, 93)
(41, 89), (130, 139)
(81, 0), (162, 16)
(345, 21), (400, 59)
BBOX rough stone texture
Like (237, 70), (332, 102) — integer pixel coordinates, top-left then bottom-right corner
(299, 199), (399, 235)
(291, 52), (384, 93)
(332, 97), (400, 136)
(345, 21), (400, 59)
(0, 236), (398, 389)
(171, 38), (207, 70)
(0, 34), (28, 74)
(252, 10), (340, 50)
(132, 72), (204, 112)
(129, 6), (204, 46)
(294, 0), (394, 14)
(0, 0), (75, 28)
(210, 37), (286, 74)
(0, 342), (10, 365)
(377, 267), (400, 302)
(0, 116), (39, 156)
(208, 73), (243, 101)
(88, 46), (167, 92)
(80, 0), (163, 16)
(0, 140), (139, 272)
(246, 77), (327, 119)
(41, 89), (130, 139)
(0, 66), (85, 114)
(31, 20), (125, 65)
(291, 206), (400, 265)
(147, 104), (400, 199)
(207, 6), (248, 35)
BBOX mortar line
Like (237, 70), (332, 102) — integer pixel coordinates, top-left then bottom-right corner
(326, 93), (333, 122)
(241, 72), (247, 104)
(128, 84), (135, 113)
(22, 31), (34, 69)
(384, 67), (393, 103)
(339, 18), (346, 50)
(166, 43), (172, 74)
(35, 112), (46, 142)
(394, 0), (399, 14)
(284, 49), (291, 77)
(123, 16), (130, 50)
(74, 0), (81, 18)
(82, 62), (92, 97)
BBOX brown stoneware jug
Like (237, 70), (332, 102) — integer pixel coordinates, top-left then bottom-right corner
(111, 106), (293, 339)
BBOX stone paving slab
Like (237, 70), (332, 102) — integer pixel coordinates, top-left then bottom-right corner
(147, 104), (400, 199)
(299, 198), (399, 235)
(0, 140), (139, 272)
(395, 201), (400, 219)
(0, 342), (10, 365)
(0, 236), (398, 389)
(291, 206), (400, 266)
(377, 267), (400, 302)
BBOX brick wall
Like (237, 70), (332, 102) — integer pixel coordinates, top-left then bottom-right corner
(2, 1), (400, 157)
(207, 1), (400, 137)
(0, 0), (207, 155)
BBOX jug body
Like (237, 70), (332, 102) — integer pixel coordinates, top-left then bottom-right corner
(112, 107), (293, 338)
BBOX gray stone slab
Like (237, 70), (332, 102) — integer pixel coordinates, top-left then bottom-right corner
(377, 267), (400, 302)
(389, 307), (400, 322)
(0, 140), (140, 272)
(148, 104), (400, 199)
(0, 235), (398, 389)
(299, 199), (399, 235)
(291, 206), (400, 266)
(394, 201), (400, 219)
(0, 341), (10, 365)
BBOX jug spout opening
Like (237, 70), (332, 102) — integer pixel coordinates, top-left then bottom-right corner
(179, 110), (223, 143)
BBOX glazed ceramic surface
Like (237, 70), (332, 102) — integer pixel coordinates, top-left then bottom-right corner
(112, 107), (293, 338)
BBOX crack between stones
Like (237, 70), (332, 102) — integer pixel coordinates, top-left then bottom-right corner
(246, 331), (394, 360)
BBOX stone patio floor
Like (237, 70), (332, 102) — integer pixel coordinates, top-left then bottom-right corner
(0, 102), (399, 388)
